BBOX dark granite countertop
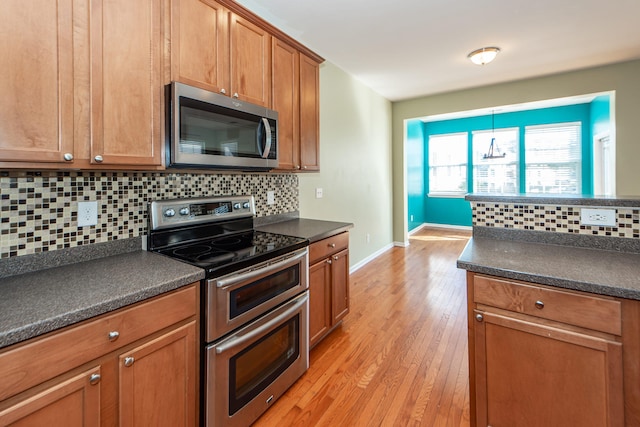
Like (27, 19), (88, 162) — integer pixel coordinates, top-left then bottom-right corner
(256, 218), (353, 242)
(465, 193), (640, 207)
(457, 236), (640, 300)
(0, 251), (204, 349)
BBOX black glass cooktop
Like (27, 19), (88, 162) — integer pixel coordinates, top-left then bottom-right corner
(155, 230), (308, 277)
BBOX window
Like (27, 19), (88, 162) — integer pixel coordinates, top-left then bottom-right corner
(428, 133), (467, 195)
(525, 122), (581, 194)
(472, 128), (519, 194)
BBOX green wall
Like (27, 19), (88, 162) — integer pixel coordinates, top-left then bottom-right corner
(299, 61), (393, 268)
(393, 59), (640, 243)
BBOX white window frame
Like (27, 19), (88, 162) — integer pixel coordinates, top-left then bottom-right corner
(427, 132), (468, 197)
(524, 122), (582, 195)
(472, 127), (520, 194)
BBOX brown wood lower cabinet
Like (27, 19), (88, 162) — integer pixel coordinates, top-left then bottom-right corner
(0, 284), (198, 426)
(309, 232), (350, 348)
(466, 272), (640, 427)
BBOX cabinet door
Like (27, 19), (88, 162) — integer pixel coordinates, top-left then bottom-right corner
(331, 249), (350, 324)
(272, 38), (299, 171)
(309, 259), (332, 348)
(119, 322), (196, 427)
(89, 0), (163, 166)
(229, 14), (271, 107)
(0, 367), (101, 426)
(0, 0), (74, 164)
(299, 53), (320, 171)
(171, 0), (229, 93)
(474, 310), (624, 427)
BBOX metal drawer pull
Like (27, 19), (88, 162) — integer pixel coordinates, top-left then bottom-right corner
(328, 243), (336, 248)
(333, 255), (339, 260)
(89, 374), (101, 385)
(108, 331), (120, 341)
(124, 356), (135, 367)
(475, 313), (483, 322)
(535, 300), (545, 309)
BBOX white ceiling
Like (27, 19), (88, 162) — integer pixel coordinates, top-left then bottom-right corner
(235, 0), (640, 102)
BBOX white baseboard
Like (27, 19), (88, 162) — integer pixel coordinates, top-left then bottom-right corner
(411, 222), (472, 232)
(349, 242), (394, 274)
(349, 224), (471, 274)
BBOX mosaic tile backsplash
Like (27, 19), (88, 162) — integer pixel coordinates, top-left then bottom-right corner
(0, 171), (298, 258)
(472, 202), (640, 238)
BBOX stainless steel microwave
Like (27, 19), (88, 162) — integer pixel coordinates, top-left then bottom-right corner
(167, 82), (278, 170)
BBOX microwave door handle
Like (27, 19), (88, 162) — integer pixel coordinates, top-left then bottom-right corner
(261, 118), (272, 158)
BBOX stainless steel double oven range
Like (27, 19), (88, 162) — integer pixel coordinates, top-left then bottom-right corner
(147, 196), (309, 426)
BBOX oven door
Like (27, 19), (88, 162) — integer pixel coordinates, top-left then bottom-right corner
(207, 248), (308, 342)
(206, 291), (309, 427)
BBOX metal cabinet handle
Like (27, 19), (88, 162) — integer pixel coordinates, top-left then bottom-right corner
(89, 373), (101, 385)
(328, 243), (336, 248)
(94, 155), (104, 163)
(108, 331), (120, 341)
(63, 153), (74, 161)
(233, 92), (239, 99)
(124, 356), (135, 367)
(220, 88), (227, 94)
(295, 165), (301, 170)
(302, 165), (308, 170)
(333, 255), (339, 260)
(327, 259), (332, 264)
(475, 313), (483, 322)
(535, 300), (545, 309)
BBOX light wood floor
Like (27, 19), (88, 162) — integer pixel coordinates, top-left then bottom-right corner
(254, 227), (472, 427)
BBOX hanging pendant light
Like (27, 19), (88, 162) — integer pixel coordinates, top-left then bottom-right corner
(482, 110), (506, 159)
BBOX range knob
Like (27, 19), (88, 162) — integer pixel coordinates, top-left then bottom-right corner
(179, 207), (190, 216)
(243, 202), (250, 209)
(164, 208), (176, 217)
(233, 203), (241, 210)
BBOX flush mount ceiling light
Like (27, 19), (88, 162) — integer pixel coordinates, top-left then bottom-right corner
(467, 47), (501, 65)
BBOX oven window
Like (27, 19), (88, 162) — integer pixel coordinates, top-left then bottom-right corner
(229, 265), (300, 318)
(229, 315), (300, 415)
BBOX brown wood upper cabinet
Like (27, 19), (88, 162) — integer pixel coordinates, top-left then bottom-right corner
(171, 0), (271, 107)
(0, 0), (164, 169)
(272, 38), (320, 171)
(0, 1), (75, 164)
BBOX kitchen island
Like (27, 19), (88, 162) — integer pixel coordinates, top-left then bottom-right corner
(458, 194), (640, 427)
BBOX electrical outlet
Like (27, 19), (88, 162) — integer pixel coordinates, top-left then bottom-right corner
(267, 191), (275, 205)
(315, 188), (323, 199)
(78, 201), (98, 227)
(580, 208), (616, 227)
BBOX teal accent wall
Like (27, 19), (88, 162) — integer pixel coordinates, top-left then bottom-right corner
(421, 103), (596, 227)
(407, 119), (426, 231)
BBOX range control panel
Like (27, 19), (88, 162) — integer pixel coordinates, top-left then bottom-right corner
(149, 196), (256, 230)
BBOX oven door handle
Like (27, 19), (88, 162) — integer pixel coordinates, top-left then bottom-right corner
(212, 249), (307, 288)
(214, 292), (308, 354)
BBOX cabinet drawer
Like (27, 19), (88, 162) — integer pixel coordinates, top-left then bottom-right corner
(473, 275), (621, 336)
(309, 232), (349, 264)
(0, 284), (197, 401)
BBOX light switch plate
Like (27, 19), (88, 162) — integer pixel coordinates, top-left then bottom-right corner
(267, 191), (275, 205)
(315, 188), (323, 199)
(580, 208), (616, 227)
